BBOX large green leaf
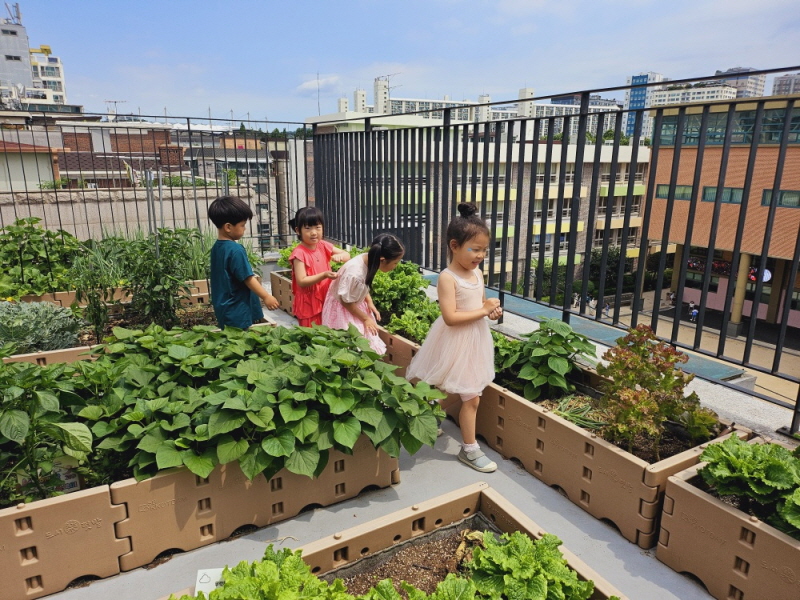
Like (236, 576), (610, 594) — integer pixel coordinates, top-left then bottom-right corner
(238, 445), (273, 480)
(408, 413), (438, 446)
(0, 410), (30, 444)
(322, 389), (356, 414)
(35, 391), (60, 413)
(353, 371), (383, 391)
(291, 411), (320, 441)
(156, 442), (184, 470)
(216, 435), (249, 464)
(278, 402), (307, 423)
(284, 443), (320, 477)
(182, 449), (217, 478)
(50, 422), (93, 453)
(547, 356), (570, 376)
(262, 430), (296, 457)
(167, 344), (194, 360)
(208, 410), (247, 437)
(333, 417), (361, 449)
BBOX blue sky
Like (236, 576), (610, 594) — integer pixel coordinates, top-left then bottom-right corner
(17, 0), (800, 127)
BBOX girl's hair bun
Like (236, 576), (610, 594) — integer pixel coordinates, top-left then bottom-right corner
(457, 202), (478, 218)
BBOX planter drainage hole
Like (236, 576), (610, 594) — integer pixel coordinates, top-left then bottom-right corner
(358, 484), (380, 495)
(66, 576), (100, 590)
(312, 566), (321, 574)
(393, 534), (402, 543)
(434, 518), (443, 527)
(146, 548), (183, 569)
(229, 524), (259, 539)
(462, 507), (472, 516)
(360, 547), (370, 556)
(599, 518), (621, 534)
(509, 457), (525, 471)
(300, 503), (324, 514)
(551, 485), (568, 498)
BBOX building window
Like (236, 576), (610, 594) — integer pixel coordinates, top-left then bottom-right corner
(1, 29), (17, 35)
(5, 55), (21, 61)
(702, 186), (743, 204)
(41, 66), (60, 77)
(762, 189), (800, 208)
(655, 184), (693, 200)
(684, 271), (719, 293)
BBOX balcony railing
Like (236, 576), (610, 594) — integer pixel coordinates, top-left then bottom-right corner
(1, 67), (799, 433)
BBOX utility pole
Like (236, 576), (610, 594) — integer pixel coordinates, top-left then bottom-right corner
(104, 100), (126, 120)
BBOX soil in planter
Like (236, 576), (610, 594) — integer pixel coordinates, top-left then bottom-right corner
(323, 514), (498, 598)
(78, 304), (219, 345)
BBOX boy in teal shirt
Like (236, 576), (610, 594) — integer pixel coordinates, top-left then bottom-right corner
(209, 195), (279, 329)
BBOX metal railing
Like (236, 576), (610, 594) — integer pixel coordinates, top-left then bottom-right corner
(313, 66), (800, 435)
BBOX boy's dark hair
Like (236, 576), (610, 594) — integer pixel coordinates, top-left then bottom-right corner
(446, 202), (490, 258)
(288, 206), (325, 237)
(208, 195), (254, 228)
(365, 233), (405, 288)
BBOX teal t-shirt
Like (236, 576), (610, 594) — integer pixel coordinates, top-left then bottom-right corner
(210, 240), (263, 329)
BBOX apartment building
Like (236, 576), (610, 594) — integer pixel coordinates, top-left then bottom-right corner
(773, 72), (800, 96)
(714, 67), (766, 98)
(650, 84), (738, 107)
(623, 72), (666, 138)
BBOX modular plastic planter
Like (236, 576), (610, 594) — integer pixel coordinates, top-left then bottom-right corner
(379, 328), (749, 549)
(19, 280), (212, 309)
(0, 435), (398, 599)
(299, 482), (627, 600)
(657, 459), (800, 600)
(377, 327), (419, 377)
(269, 269), (294, 316)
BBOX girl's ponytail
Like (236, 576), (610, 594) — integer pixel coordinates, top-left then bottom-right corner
(365, 233), (405, 288)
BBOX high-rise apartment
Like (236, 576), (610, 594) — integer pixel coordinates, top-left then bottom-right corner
(714, 67), (765, 98)
(623, 72), (666, 138)
(772, 72), (800, 96)
(0, 3), (76, 111)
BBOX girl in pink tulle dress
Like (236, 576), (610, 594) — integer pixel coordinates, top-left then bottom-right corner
(405, 203), (503, 473)
(321, 233), (404, 354)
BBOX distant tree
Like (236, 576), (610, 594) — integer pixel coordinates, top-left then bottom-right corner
(603, 129), (631, 145)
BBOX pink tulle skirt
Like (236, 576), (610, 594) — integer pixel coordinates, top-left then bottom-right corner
(321, 298), (386, 354)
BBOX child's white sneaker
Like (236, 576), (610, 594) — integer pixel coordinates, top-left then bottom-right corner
(458, 448), (497, 473)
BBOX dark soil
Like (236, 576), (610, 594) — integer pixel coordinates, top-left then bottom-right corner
(326, 518), (494, 598)
(78, 304), (218, 345)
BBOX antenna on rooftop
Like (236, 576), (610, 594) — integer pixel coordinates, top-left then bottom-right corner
(105, 100), (127, 119)
(5, 3), (21, 25)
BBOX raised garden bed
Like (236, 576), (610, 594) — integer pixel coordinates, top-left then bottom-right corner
(657, 439), (800, 600)
(380, 327), (751, 549)
(269, 269), (294, 316)
(0, 436), (399, 599)
(169, 482), (627, 599)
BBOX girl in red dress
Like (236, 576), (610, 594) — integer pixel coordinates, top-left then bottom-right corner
(288, 207), (350, 327)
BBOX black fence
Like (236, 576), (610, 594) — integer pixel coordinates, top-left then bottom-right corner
(313, 67), (800, 435)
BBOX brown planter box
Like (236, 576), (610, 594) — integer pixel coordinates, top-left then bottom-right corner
(110, 435), (399, 571)
(380, 327), (749, 549)
(299, 482), (627, 600)
(269, 269), (294, 315)
(377, 327), (419, 377)
(0, 486), (130, 600)
(657, 451), (800, 600)
(19, 280), (208, 308)
(2, 345), (95, 366)
(454, 382), (749, 549)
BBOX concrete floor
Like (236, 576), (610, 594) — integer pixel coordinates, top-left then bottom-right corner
(45, 281), (798, 600)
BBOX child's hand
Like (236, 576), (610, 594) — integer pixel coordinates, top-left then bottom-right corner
(488, 306), (503, 320)
(332, 251), (350, 262)
(323, 270), (339, 280)
(369, 304), (381, 323)
(482, 298), (501, 316)
(264, 294), (280, 310)
(363, 317), (379, 336)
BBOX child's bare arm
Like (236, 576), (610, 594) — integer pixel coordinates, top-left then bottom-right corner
(244, 275), (279, 310)
(291, 258), (337, 288)
(438, 272), (500, 326)
(341, 300), (378, 336)
(331, 248), (350, 262)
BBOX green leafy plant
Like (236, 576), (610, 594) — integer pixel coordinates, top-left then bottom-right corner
(552, 396), (608, 431)
(0, 361), (92, 503)
(465, 531), (598, 600)
(498, 319), (596, 402)
(69, 242), (126, 342)
(0, 300), (82, 354)
(371, 260), (429, 323)
(597, 324), (718, 458)
(0, 217), (83, 299)
(120, 228), (197, 328)
(699, 436), (800, 539)
(385, 300), (441, 344)
(71, 324), (445, 482)
(38, 177), (70, 190)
